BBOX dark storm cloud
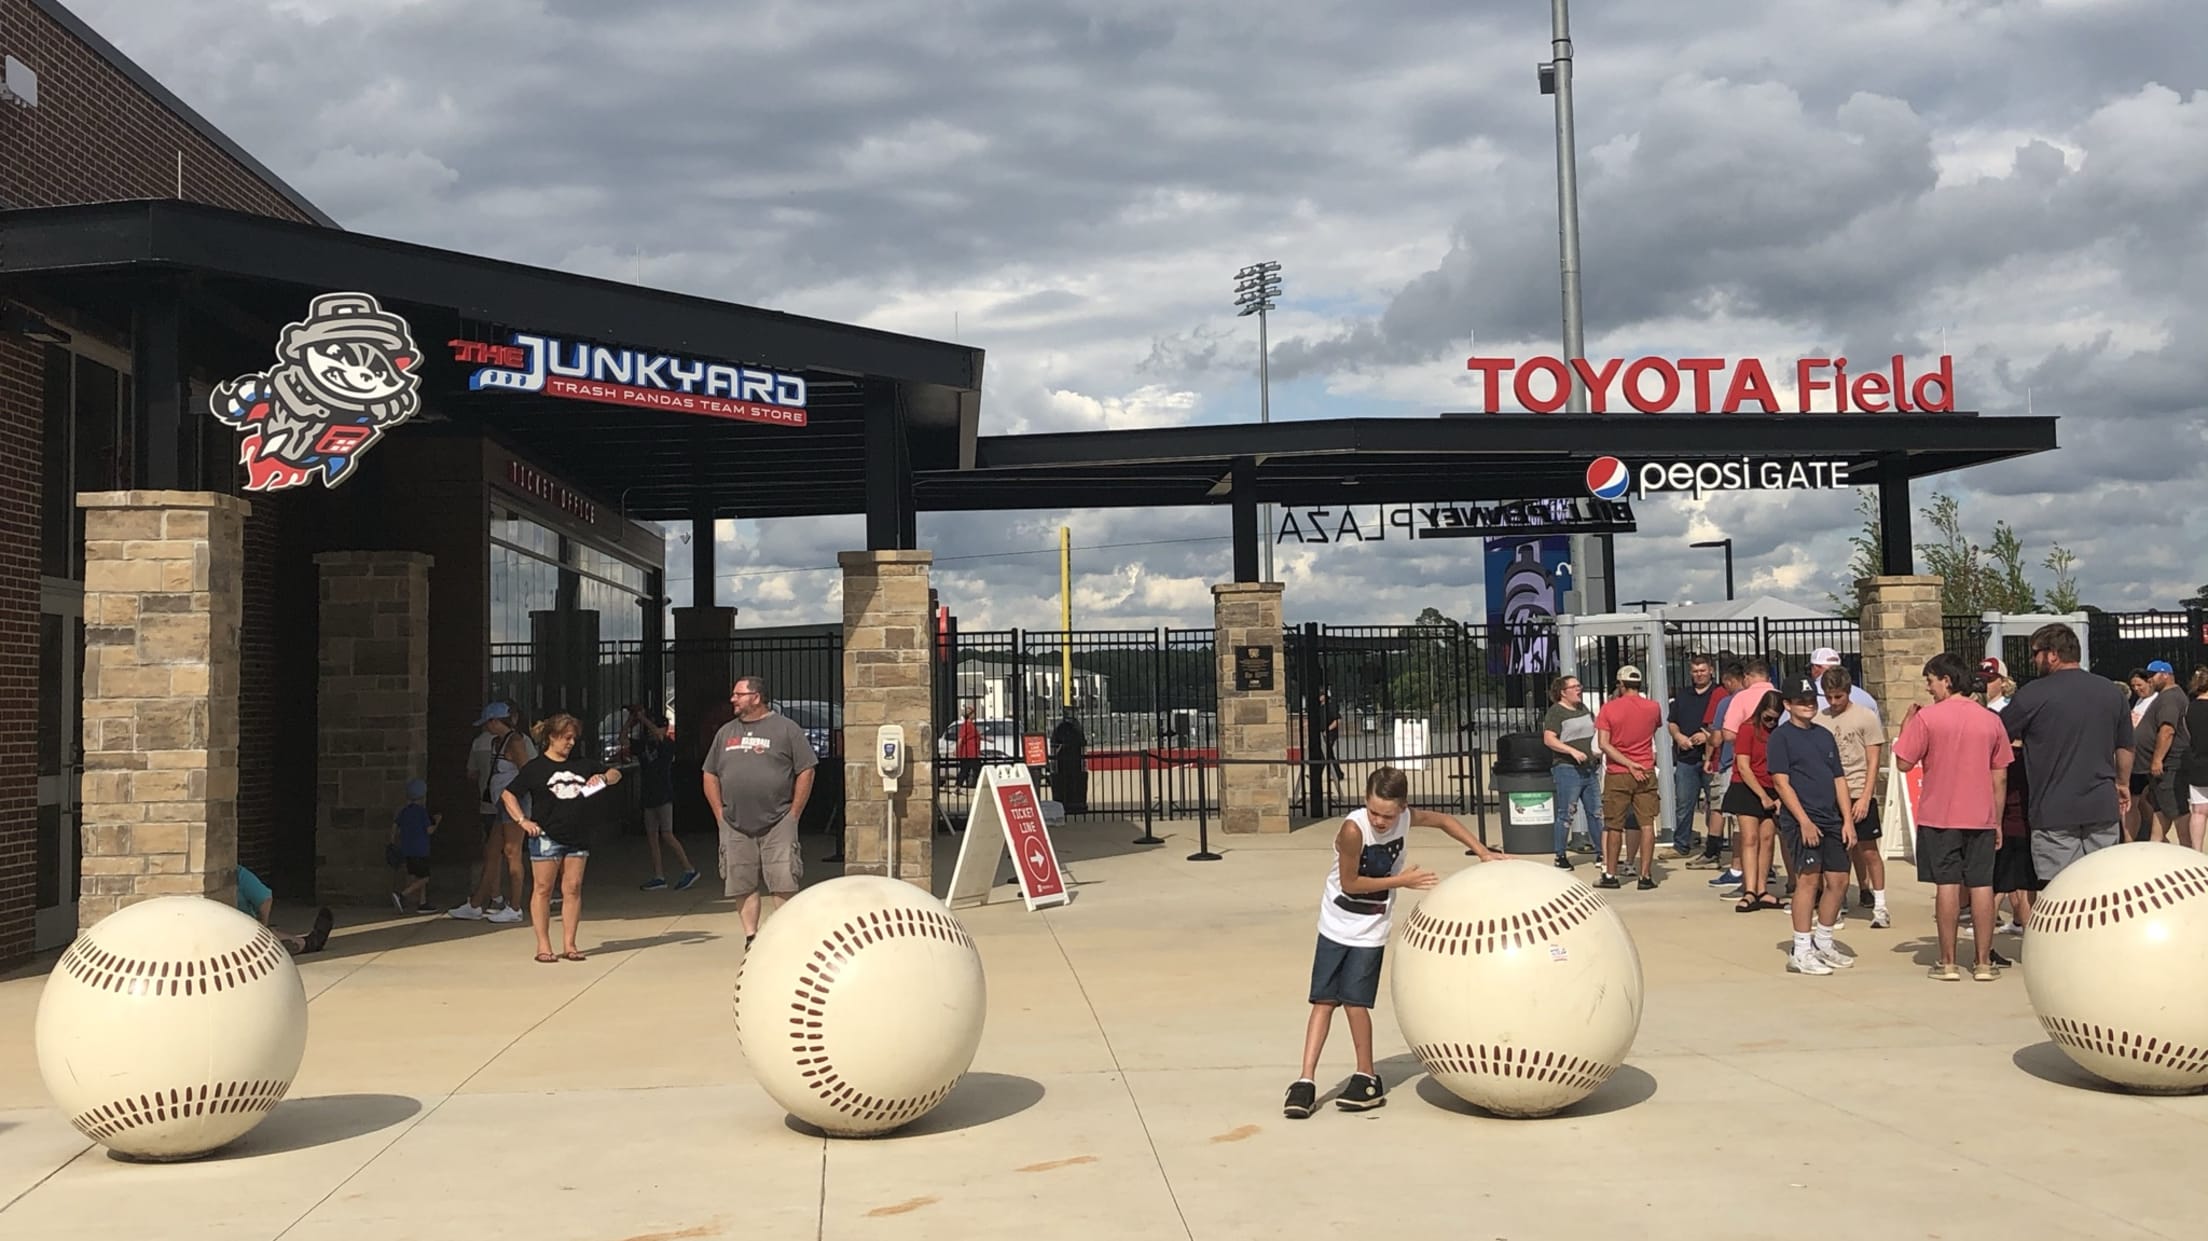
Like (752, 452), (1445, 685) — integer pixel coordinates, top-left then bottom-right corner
(72, 0), (2208, 621)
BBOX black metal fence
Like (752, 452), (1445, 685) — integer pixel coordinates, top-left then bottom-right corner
(489, 639), (654, 756)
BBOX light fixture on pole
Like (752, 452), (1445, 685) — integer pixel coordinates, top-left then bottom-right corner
(1539, 1), (1612, 613)
(1690, 538), (1735, 601)
(1235, 260), (1282, 583)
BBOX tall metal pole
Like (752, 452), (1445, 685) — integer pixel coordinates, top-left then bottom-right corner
(1060, 526), (1074, 707)
(1548, 0), (1585, 410)
(1258, 306), (1274, 583)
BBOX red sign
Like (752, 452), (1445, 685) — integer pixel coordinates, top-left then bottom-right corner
(993, 778), (1066, 903)
(1465, 354), (1955, 415)
(1022, 735), (1048, 767)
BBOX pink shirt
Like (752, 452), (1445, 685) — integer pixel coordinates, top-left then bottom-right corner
(1891, 695), (2013, 830)
(1595, 694), (1662, 774)
(1722, 680), (1775, 737)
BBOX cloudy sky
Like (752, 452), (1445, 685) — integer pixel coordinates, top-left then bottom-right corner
(79, 0), (2208, 629)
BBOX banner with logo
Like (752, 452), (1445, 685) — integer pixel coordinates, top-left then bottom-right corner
(1484, 535), (1570, 677)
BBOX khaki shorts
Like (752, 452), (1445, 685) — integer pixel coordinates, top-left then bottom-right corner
(721, 813), (801, 897)
(1601, 771), (1662, 832)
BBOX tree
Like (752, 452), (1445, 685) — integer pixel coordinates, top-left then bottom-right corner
(2182, 583), (2208, 611)
(1830, 490), (2072, 616)
(2045, 547), (2082, 614)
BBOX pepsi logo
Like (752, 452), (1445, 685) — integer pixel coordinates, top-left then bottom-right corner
(1586, 457), (1631, 501)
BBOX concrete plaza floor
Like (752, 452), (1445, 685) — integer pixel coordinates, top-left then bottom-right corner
(1, 818), (2202, 1241)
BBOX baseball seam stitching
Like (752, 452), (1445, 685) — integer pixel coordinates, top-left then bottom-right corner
(57, 926), (289, 997)
(1399, 887), (1605, 956)
(2029, 867), (2208, 934)
(69, 1078), (292, 1142)
(2040, 1016), (2208, 1077)
(735, 906), (975, 1129)
(1410, 1041), (1616, 1093)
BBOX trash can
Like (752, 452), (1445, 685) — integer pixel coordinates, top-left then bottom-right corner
(1493, 732), (1555, 855)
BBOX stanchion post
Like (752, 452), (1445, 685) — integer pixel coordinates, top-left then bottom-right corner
(1188, 754), (1222, 861)
(1134, 748), (1163, 845)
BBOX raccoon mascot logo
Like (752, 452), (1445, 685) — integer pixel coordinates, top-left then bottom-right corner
(211, 292), (423, 491)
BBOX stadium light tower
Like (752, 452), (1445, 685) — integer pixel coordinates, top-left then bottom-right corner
(1234, 260), (1283, 582)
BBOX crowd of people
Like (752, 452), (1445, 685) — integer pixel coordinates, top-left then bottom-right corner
(1537, 622), (2198, 980)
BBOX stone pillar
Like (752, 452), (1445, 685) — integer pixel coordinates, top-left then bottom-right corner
(672, 606), (737, 832)
(839, 551), (933, 886)
(1860, 575), (1946, 721)
(314, 552), (432, 904)
(77, 491), (249, 926)
(1213, 582), (1290, 833)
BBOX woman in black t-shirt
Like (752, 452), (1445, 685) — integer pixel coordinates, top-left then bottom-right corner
(499, 713), (623, 963)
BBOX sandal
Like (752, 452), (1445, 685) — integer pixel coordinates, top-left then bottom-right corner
(1735, 895), (1761, 913)
(560, 951), (587, 962)
(1756, 893), (1784, 911)
(535, 952), (558, 964)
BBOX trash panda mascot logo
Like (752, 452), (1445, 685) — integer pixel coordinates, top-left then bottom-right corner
(210, 292), (423, 491)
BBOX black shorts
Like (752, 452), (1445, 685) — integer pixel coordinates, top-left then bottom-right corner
(1309, 934), (1384, 1009)
(1852, 798), (1882, 843)
(403, 856), (431, 879)
(1916, 826), (1996, 888)
(1778, 814), (1850, 872)
(2129, 772), (2151, 797)
(1992, 836), (2039, 894)
(2146, 769), (2184, 819)
(1721, 781), (1773, 819)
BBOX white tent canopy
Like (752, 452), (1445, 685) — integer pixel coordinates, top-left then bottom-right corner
(1655, 595), (1833, 622)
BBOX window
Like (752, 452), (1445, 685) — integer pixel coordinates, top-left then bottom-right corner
(40, 347), (131, 581)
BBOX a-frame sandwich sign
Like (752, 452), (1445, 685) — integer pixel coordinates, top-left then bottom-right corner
(946, 763), (1073, 912)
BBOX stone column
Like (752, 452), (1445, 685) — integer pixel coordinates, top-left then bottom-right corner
(839, 551), (933, 886)
(1859, 575), (1945, 721)
(314, 552), (432, 904)
(1213, 582), (1290, 833)
(77, 491), (249, 926)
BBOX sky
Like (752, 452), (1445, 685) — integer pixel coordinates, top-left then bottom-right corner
(76, 0), (2208, 630)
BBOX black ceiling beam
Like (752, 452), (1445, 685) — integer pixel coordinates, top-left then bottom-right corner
(0, 199), (984, 393)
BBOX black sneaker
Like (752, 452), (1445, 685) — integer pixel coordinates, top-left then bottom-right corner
(1637, 875), (1658, 891)
(1282, 1079), (1317, 1119)
(1859, 890), (1875, 910)
(1553, 853), (1573, 870)
(1988, 948), (2013, 968)
(1336, 1073), (1386, 1112)
(1595, 874), (1622, 890)
(301, 907), (335, 954)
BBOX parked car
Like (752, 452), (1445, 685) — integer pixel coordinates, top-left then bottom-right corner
(778, 699), (844, 759)
(937, 718), (1017, 761)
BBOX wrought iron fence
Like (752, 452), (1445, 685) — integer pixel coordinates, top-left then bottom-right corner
(488, 639), (654, 756)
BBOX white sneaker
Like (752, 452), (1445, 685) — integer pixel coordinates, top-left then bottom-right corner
(448, 903), (485, 921)
(1816, 945), (1856, 969)
(390, 893), (405, 913)
(1832, 909), (1847, 931)
(1870, 907), (1891, 929)
(1788, 953), (1833, 976)
(486, 907), (525, 924)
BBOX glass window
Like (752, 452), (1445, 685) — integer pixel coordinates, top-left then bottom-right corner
(40, 347), (71, 579)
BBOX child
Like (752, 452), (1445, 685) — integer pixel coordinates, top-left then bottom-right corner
(390, 778), (440, 913)
(1284, 766), (1503, 1118)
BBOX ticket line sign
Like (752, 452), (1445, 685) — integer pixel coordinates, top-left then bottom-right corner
(947, 763), (1072, 912)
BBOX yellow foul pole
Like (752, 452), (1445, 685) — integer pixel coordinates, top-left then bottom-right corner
(1060, 526), (1073, 707)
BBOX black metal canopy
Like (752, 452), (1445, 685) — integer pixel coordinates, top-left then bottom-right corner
(917, 414), (2058, 510)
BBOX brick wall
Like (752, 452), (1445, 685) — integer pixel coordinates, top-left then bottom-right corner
(0, 339), (44, 958)
(0, 0), (329, 962)
(0, 0), (320, 219)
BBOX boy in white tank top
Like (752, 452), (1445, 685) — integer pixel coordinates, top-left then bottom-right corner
(1284, 766), (1502, 1118)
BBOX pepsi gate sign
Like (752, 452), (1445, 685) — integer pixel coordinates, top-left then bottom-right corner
(1588, 457), (1852, 501)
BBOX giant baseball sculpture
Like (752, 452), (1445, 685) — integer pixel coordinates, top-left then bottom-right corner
(1390, 862), (1644, 1117)
(734, 876), (987, 1136)
(36, 896), (309, 1160)
(2023, 841), (2208, 1094)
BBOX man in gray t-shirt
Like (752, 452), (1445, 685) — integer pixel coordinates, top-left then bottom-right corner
(701, 677), (817, 942)
(2138, 661), (2191, 839)
(2002, 624), (2132, 880)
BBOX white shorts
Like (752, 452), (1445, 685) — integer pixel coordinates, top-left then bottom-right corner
(2190, 785), (2208, 808)
(1708, 768), (1733, 805)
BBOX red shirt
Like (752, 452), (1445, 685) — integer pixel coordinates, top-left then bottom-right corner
(1595, 694), (1662, 775)
(1892, 695), (2013, 830)
(1736, 721), (1772, 785)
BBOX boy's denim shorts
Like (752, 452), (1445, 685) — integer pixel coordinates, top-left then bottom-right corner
(1309, 934), (1384, 1008)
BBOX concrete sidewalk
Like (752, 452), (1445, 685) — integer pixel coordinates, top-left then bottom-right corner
(1, 819), (2202, 1241)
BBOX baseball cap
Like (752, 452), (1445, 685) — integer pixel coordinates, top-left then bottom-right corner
(405, 778), (427, 800)
(1980, 656), (2008, 681)
(473, 702), (511, 725)
(1617, 664), (1644, 685)
(2147, 660), (2175, 676)
(1782, 677), (1820, 702)
(1810, 647), (1842, 668)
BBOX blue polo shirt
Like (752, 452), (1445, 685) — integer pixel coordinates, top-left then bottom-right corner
(1766, 719), (1846, 829)
(236, 865), (274, 916)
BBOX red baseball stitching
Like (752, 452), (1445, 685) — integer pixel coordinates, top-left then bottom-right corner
(2039, 1016), (2208, 1078)
(1411, 1042), (1616, 1094)
(2030, 865), (2208, 934)
(734, 906), (976, 1128)
(1399, 886), (1607, 956)
(70, 1078), (292, 1142)
(58, 925), (289, 997)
